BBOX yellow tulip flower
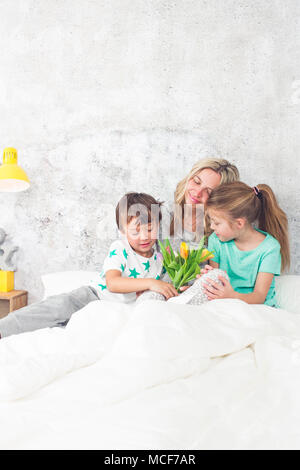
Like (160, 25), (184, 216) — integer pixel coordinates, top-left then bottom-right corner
(180, 242), (189, 260)
(201, 249), (214, 260)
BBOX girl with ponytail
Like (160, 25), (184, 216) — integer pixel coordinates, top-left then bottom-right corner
(172, 181), (290, 307)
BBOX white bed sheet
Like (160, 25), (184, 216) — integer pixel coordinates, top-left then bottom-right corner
(1, 297), (300, 449)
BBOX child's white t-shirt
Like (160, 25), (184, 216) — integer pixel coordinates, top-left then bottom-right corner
(92, 237), (163, 303)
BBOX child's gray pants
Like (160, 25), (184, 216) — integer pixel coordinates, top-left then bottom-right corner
(0, 286), (99, 338)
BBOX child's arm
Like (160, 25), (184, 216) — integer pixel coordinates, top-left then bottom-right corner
(234, 272), (274, 304)
(105, 270), (178, 299)
(204, 272), (274, 304)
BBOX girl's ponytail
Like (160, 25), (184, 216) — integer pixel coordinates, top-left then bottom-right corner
(206, 181), (290, 272)
(256, 184), (290, 272)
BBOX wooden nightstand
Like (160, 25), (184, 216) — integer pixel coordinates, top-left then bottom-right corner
(0, 290), (28, 319)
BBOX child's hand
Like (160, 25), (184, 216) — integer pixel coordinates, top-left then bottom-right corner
(149, 279), (179, 299)
(203, 275), (235, 300)
(179, 285), (190, 292)
(136, 290), (146, 298)
(181, 265), (214, 290)
(199, 264), (214, 277)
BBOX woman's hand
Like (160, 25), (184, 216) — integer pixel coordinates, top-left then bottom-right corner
(149, 279), (179, 299)
(203, 275), (236, 300)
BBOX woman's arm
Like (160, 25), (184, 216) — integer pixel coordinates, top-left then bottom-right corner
(204, 272), (274, 304)
(105, 270), (178, 299)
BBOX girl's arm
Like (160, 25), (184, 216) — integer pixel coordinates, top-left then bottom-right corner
(204, 272), (274, 304)
(232, 272), (274, 304)
(105, 270), (178, 299)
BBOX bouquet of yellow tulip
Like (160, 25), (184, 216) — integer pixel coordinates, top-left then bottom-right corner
(158, 237), (214, 292)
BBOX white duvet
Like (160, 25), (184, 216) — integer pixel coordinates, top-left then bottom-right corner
(1, 297), (300, 450)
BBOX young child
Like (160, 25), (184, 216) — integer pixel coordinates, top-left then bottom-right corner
(171, 181), (290, 307)
(92, 192), (179, 303)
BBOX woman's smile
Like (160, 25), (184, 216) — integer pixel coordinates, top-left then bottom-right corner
(188, 192), (200, 204)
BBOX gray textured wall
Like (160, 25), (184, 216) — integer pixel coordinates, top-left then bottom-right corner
(0, 0), (299, 303)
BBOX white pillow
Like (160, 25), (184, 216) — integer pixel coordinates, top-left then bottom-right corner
(41, 271), (300, 314)
(41, 271), (99, 299)
(275, 275), (300, 314)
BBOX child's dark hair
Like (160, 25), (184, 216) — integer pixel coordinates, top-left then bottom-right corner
(206, 181), (290, 272)
(116, 192), (163, 231)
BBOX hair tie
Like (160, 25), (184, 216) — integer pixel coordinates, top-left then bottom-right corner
(253, 186), (263, 201)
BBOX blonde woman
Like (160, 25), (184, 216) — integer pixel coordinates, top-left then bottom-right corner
(158, 158), (240, 254)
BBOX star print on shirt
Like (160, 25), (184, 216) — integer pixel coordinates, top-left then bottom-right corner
(123, 249), (128, 259)
(129, 268), (140, 278)
(98, 283), (107, 291)
(142, 260), (150, 272)
(120, 263), (125, 272)
(109, 249), (117, 258)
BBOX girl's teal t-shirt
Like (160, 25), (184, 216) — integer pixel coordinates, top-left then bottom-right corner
(207, 229), (281, 307)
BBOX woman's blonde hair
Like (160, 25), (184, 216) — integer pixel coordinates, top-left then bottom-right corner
(170, 158), (240, 238)
(206, 181), (290, 272)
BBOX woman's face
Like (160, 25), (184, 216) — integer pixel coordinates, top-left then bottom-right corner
(184, 168), (222, 205)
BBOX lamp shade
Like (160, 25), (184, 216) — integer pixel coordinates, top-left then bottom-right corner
(0, 148), (30, 192)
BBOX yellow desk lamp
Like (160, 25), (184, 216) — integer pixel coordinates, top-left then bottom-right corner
(0, 147), (30, 192)
(0, 147), (29, 291)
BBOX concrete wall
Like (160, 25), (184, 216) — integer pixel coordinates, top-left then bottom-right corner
(0, 0), (299, 303)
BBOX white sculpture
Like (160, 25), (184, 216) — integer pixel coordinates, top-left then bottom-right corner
(0, 228), (19, 271)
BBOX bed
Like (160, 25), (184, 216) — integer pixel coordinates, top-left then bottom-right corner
(0, 272), (299, 450)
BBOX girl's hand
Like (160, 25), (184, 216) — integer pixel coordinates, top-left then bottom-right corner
(200, 264), (214, 276)
(182, 264), (215, 289)
(149, 279), (179, 299)
(203, 275), (236, 300)
(194, 264), (214, 280)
